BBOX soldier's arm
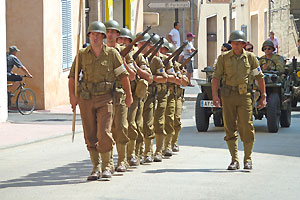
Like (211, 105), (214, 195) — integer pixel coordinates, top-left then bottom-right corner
(121, 76), (133, 107)
(257, 77), (266, 110)
(212, 55), (224, 107)
(122, 57), (136, 81)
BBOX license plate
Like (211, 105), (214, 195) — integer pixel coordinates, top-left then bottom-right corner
(200, 100), (215, 107)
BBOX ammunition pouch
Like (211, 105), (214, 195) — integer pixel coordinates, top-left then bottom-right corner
(135, 79), (149, 99)
(79, 81), (114, 99)
(220, 84), (251, 97)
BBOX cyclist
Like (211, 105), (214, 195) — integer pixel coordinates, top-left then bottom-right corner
(7, 46), (33, 96)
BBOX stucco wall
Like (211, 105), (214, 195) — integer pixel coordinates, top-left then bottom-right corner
(196, 1), (230, 78)
(0, 0), (8, 122)
(6, 0), (44, 109)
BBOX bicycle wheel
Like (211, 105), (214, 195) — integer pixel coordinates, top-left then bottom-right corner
(16, 88), (36, 115)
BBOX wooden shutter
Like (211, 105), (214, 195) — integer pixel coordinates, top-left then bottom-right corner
(62, 0), (73, 70)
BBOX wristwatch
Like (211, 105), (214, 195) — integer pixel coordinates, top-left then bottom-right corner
(261, 93), (267, 97)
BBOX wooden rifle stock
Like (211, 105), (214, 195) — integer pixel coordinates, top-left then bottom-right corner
(132, 33), (155, 61)
(148, 38), (164, 63)
(180, 49), (198, 69)
(163, 41), (188, 66)
(120, 26), (151, 57)
(143, 37), (162, 59)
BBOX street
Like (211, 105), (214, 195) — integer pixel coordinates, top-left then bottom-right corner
(1, 101), (300, 200)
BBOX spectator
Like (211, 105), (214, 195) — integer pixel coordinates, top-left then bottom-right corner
(267, 31), (279, 54)
(183, 32), (196, 86)
(244, 42), (254, 52)
(168, 22), (181, 49)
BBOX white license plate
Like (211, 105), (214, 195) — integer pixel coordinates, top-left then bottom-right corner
(200, 100), (215, 107)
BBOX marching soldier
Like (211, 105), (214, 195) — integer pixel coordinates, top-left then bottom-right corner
(68, 21), (132, 180)
(105, 20), (135, 173)
(211, 30), (266, 170)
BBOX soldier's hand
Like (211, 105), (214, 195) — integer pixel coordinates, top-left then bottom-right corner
(262, 64), (269, 70)
(257, 96), (266, 110)
(125, 94), (133, 107)
(69, 94), (78, 112)
(213, 96), (221, 107)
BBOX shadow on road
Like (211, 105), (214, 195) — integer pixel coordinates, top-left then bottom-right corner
(144, 168), (251, 174)
(179, 124), (300, 158)
(0, 159), (91, 189)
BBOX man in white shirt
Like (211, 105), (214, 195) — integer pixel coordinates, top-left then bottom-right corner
(183, 32), (196, 86)
(168, 22), (181, 49)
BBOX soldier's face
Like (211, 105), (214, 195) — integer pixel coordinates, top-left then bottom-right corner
(231, 41), (245, 52)
(263, 46), (274, 56)
(89, 32), (105, 46)
(106, 29), (120, 43)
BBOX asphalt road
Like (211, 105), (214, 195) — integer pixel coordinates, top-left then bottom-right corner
(1, 101), (300, 200)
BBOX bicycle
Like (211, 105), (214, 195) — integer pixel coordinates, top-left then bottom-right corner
(7, 75), (36, 115)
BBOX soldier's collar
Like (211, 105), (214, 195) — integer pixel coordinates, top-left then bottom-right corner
(86, 44), (109, 56)
(229, 49), (247, 58)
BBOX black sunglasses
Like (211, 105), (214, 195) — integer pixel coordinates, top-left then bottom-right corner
(245, 47), (253, 51)
(263, 47), (273, 51)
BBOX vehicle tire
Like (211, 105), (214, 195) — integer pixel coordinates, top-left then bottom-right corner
(291, 97), (298, 107)
(280, 103), (291, 127)
(17, 88), (36, 115)
(195, 93), (210, 132)
(213, 111), (224, 127)
(266, 93), (280, 133)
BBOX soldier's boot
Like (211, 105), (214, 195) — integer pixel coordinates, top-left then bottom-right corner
(163, 134), (173, 157)
(243, 142), (254, 170)
(226, 140), (240, 170)
(127, 140), (138, 166)
(116, 143), (127, 172)
(144, 138), (153, 163)
(154, 134), (165, 162)
(101, 151), (112, 178)
(87, 149), (101, 181)
(172, 129), (180, 152)
(135, 142), (144, 165)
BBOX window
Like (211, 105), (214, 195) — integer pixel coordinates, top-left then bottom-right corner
(62, 0), (73, 70)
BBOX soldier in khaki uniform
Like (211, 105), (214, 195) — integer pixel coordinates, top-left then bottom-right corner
(105, 20), (136, 173)
(117, 29), (153, 166)
(143, 34), (168, 163)
(212, 30), (266, 170)
(163, 43), (189, 154)
(259, 40), (285, 73)
(153, 38), (176, 162)
(68, 21), (132, 179)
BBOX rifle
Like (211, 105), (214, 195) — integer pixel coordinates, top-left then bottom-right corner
(143, 37), (163, 59)
(120, 26), (151, 57)
(148, 38), (164, 63)
(132, 33), (155, 61)
(72, 0), (83, 143)
(180, 49), (198, 69)
(163, 42), (188, 66)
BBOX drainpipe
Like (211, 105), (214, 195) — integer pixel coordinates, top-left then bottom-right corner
(269, 0), (271, 32)
(229, 2), (232, 33)
(191, 0), (194, 34)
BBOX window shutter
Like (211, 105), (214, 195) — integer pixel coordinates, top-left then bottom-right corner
(62, 0), (72, 70)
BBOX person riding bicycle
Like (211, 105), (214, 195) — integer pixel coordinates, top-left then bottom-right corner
(259, 40), (285, 73)
(7, 46), (33, 95)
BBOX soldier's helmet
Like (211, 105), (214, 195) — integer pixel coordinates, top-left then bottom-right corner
(119, 28), (133, 41)
(87, 21), (106, 37)
(162, 38), (170, 50)
(228, 30), (246, 43)
(105, 20), (121, 33)
(150, 34), (160, 45)
(136, 32), (151, 43)
(168, 43), (176, 54)
(261, 40), (275, 52)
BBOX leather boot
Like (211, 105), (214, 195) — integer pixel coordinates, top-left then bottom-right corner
(163, 134), (173, 157)
(87, 150), (101, 180)
(101, 151), (112, 178)
(226, 139), (239, 170)
(243, 142), (254, 170)
(127, 140), (138, 166)
(116, 143), (127, 172)
(144, 138), (153, 163)
(154, 134), (165, 162)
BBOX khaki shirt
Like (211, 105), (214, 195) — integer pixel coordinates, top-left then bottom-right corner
(259, 54), (285, 73)
(69, 44), (128, 83)
(213, 49), (264, 87)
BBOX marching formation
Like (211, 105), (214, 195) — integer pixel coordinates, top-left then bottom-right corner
(68, 20), (196, 180)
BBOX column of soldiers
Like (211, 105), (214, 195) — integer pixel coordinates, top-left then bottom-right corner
(68, 20), (192, 180)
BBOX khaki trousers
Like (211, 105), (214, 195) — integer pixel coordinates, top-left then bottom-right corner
(79, 94), (114, 153)
(221, 92), (255, 163)
(172, 89), (184, 147)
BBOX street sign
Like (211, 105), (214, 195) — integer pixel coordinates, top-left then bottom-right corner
(206, 0), (232, 3)
(148, 1), (190, 9)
